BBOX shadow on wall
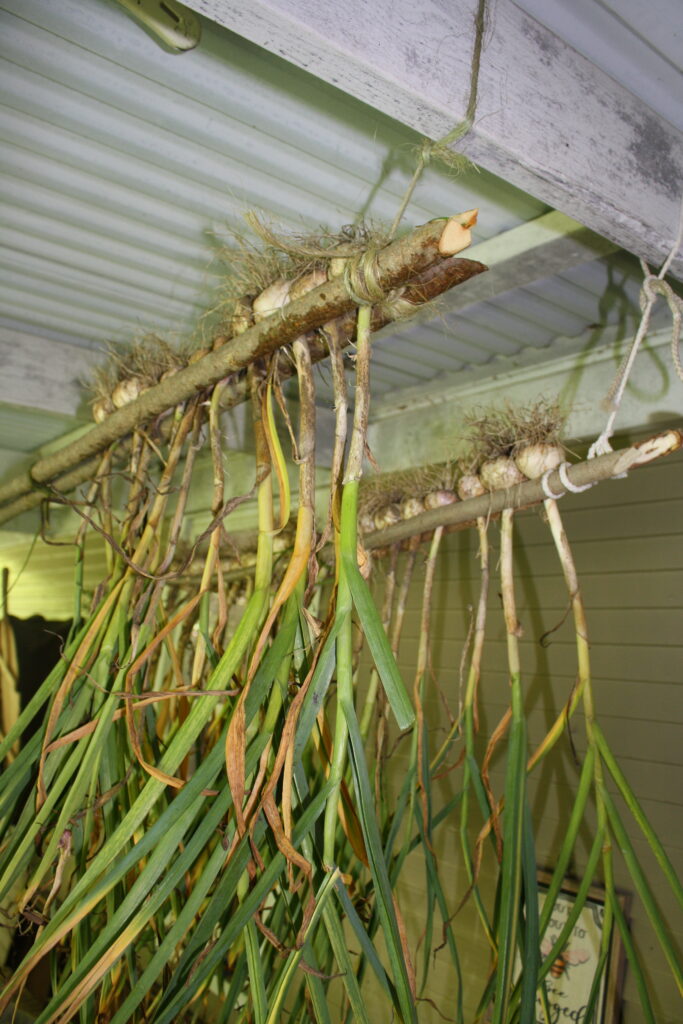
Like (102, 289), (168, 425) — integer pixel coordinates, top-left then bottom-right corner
(8, 615), (70, 745)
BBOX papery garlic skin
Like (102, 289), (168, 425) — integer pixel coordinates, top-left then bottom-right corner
(231, 295), (255, 337)
(400, 496), (425, 519)
(111, 377), (141, 409)
(358, 512), (376, 534)
(252, 279), (292, 321)
(187, 347), (209, 364)
(457, 474), (486, 499)
(92, 397), (113, 423)
(289, 269), (327, 301)
(515, 443), (564, 480)
(328, 257), (347, 279)
(480, 457), (525, 491)
(374, 504), (401, 530)
(357, 543), (372, 580)
(423, 489), (457, 510)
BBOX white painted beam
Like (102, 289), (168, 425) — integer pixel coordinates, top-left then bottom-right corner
(367, 326), (682, 471)
(513, 0), (683, 133)
(183, 0), (683, 278)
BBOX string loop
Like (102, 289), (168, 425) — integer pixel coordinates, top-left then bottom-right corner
(588, 196), (683, 466)
(541, 468), (564, 500)
(558, 462), (593, 494)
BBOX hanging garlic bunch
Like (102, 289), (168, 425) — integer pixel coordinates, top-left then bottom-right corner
(91, 336), (185, 420)
(463, 399), (567, 494)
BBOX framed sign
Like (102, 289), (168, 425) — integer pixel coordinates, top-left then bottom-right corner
(523, 871), (628, 1024)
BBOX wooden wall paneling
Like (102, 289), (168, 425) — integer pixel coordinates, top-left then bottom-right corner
(363, 448), (682, 1020)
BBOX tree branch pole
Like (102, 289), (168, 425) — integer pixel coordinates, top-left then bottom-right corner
(363, 430), (683, 550)
(165, 429), (683, 582)
(0, 217), (485, 527)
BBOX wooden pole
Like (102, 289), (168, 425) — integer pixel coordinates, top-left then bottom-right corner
(0, 218), (485, 526)
(164, 429), (683, 579)
(363, 430), (683, 549)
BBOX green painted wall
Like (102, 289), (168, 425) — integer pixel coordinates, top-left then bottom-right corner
(351, 447), (682, 1022)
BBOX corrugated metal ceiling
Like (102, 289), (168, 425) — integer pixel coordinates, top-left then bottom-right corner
(0, 0), (544, 351)
(364, 250), (663, 397)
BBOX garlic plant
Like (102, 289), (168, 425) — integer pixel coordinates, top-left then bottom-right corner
(2, 214), (484, 1024)
(2, 214), (680, 1024)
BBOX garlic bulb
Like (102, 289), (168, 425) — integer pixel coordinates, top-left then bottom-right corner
(374, 504), (401, 530)
(457, 474), (486, 500)
(400, 496), (425, 519)
(289, 269), (327, 301)
(480, 457), (525, 491)
(92, 396), (113, 423)
(515, 443), (564, 480)
(423, 489), (457, 510)
(358, 512), (376, 534)
(231, 295), (255, 336)
(111, 377), (141, 409)
(252, 279), (291, 321)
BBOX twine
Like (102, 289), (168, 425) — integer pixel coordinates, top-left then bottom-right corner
(541, 467), (564, 500)
(342, 247), (387, 307)
(588, 196), (683, 466)
(558, 462), (593, 494)
(540, 462), (594, 501)
(389, 0), (488, 239)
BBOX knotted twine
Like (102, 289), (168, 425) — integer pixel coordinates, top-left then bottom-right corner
(588, 198), (683, 467)
(389, 0), (488, 240)
(542, 203), (683, 500)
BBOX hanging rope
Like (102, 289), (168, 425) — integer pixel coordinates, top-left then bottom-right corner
(389, 0), (488, 239)
(588, 197), (683, 463)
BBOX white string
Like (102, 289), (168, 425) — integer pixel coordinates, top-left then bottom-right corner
(588, 195), (683, 466)
(558, 462), (593, 494)
(540, 467), (564, 500)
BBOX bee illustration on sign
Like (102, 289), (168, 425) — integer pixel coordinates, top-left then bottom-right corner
(542, 938), (591, 980)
